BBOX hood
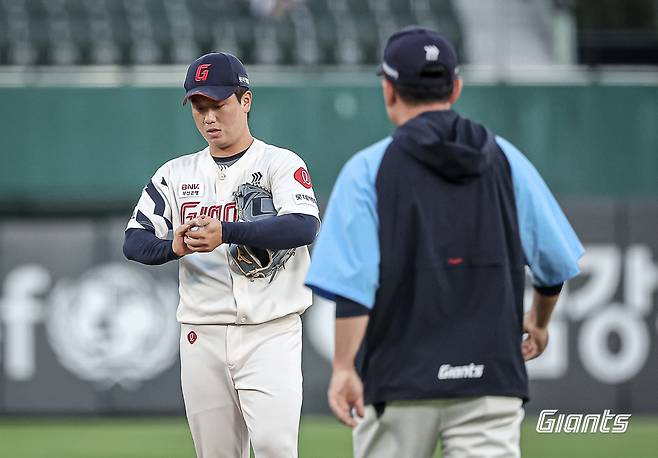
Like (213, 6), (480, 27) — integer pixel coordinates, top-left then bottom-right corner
(393, 110), (497, 184)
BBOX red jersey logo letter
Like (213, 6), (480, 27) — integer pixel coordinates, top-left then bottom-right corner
(187, 331), (197, 344)
(294, 167), (313, 189)
(195, 64), (211, 82)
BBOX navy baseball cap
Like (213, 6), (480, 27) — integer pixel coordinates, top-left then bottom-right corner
(378, 26), (459, 88)
(183, 52), (250, 105)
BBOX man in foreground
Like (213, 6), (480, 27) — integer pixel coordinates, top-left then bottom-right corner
(306, 27), (584, 457)
(124, 52), (320, 457)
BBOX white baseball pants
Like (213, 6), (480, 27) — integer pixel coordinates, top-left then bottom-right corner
(180, 314), (303, 458)
(354, 396), (524, 458)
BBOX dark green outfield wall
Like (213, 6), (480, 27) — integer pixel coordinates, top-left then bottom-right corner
(1, 84), (657, 212)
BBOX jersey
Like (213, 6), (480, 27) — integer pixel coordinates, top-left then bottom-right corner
(127, 138), (320, 325)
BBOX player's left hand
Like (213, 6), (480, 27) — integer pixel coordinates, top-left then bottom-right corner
(522, 313), (549, 361)
(184, 215), (223, 252)
(327, 367), (365, 428)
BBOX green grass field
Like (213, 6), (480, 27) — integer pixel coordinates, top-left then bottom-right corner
(0, 416), (656, 458)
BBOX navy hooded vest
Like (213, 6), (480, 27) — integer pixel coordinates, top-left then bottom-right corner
(359, 110), (528, 403)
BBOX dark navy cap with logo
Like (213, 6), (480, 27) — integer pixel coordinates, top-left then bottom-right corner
(183, 52), (250, 105)
(378, 26), (459, 88)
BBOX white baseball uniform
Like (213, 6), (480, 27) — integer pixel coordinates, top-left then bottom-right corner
(127, 138), (320, 457)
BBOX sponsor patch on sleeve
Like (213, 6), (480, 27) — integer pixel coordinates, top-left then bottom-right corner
(178, 183), (204, 198)
(293, 167), (313, 189)
(294, 193), (318, 206)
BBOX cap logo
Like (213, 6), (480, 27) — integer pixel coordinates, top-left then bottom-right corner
(238, 75), (249, 85)
(194, 63), (211, 82)
(424, 45), (440, 61)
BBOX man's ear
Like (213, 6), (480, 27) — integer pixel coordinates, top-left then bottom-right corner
(242, 90), (252, 112)
(448, 78), (462, 105)
(382, 79), (396, 107)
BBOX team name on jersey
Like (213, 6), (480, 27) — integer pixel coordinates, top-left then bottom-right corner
(179, 183), (204, 197)
(437, 363), (485, 380)
(181, 201), (238, 222)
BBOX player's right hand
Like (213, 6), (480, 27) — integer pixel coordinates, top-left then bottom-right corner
(522, 313), (549, 361)
(172, 223), (195, 257)
(327, 367), (365, 428)
(183, 215), (223, 253)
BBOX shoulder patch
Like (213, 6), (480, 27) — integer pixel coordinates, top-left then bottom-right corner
(294, 167), (313, 189)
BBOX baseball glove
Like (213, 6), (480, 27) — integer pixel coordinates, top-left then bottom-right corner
(228, 183), (295, 279)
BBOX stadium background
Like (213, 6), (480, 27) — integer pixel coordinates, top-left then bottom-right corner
(1, 0), (657, 456)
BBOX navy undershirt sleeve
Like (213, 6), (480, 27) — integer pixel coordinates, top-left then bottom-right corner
(124, 214), (317, 264)
(335, 295), (370, 318)
(533, 282), (564, 297)
(222, 213), (319, 250)
(123, 228), (179, 265)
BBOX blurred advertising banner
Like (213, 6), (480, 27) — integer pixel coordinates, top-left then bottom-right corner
(0, 200), (657, 415)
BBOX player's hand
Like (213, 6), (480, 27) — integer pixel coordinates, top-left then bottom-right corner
(327, 367), (365, 428)
(172, 223), (194, 257)
(184, 215), (223, 253)
(522, 313), (549, 361)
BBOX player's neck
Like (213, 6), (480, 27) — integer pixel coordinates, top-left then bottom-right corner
(210, 133), (254, 158)
(394, 102), (452, 126)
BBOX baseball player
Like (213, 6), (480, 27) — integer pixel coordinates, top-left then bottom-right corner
(305, 27), (585, 457)
(123, 52), (320, 458)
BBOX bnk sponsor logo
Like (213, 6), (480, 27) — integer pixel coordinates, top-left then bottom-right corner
(536, 409), (631, 433)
